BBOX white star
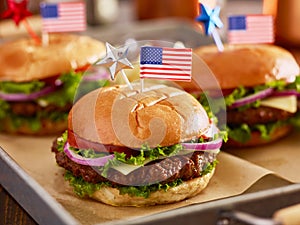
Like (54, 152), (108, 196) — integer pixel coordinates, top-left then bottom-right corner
(96, 42), (133, 80)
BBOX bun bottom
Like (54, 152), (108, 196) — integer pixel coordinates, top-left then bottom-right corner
(224, 124), (293, 148)
(1, 117), (67, 135)
(90, 169), (215, 207)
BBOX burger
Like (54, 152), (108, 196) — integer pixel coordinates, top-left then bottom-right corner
(0, 34), (106, 135)
(51, 83), (224, 206)
(190, 44), (300, 148)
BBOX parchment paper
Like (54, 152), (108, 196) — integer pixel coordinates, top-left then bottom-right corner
(225, 130), (300, 183)
(0, 132), (297, 225)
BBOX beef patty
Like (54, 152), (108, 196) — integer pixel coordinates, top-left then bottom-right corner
(9, 101), (72, 117)
(52, 140), (217, 187)
(226, 106), (294, 126)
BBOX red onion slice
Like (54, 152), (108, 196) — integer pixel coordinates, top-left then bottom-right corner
(271, 90), (300, 98)
(82, 71), (110, 81)
(181, 138), (223, 151)
(64, 142), (114, 166)
(0, 82), (62, 102)
(230, 88), (274, 108)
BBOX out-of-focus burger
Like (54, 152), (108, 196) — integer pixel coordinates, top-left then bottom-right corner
(51, 83), (224, 206)
(190, 44), (300, 148)
(0, 34), (105, 135)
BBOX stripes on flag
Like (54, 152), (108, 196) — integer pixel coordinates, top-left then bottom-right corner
(140, 46), (192, 81)
(227, 15), (274, 44)
(40, 1), (86, 33)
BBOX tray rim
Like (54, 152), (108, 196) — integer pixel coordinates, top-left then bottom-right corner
(107, 182), (300, 225)
(0, 146), (80, 225)
(1, 144), (300, 225)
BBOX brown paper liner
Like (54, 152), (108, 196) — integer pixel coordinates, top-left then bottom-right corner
(1, 132), (298, 224)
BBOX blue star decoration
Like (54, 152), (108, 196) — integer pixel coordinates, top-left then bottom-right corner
(196, 3), (223, 35)
(96, 42), (133, 80)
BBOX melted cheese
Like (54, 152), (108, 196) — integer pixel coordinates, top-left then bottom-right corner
(260, 95), (297, 113)
(111, 163), (143, 176)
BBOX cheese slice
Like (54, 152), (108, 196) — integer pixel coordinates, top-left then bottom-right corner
(260, 95), (297, 113)
(111, 163), (143, 176)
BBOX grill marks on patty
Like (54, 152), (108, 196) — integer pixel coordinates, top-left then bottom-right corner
(227, 106), (295, 126)
(51, 140), (217, 186)
(9, 101), (72, 117)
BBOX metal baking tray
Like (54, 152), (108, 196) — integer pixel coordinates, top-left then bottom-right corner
(113, 183), (300, 225)
(1, 16), (300, 225)
(2, 146), (300, 225)
(0, 147), (79, 225)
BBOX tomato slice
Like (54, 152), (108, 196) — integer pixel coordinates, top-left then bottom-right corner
(67, 129), (140, 157)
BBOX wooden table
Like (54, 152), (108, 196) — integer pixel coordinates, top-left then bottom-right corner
(0, 185), (37, 225)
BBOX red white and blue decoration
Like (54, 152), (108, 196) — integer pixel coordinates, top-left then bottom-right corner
(40, 1), (86, 33)
(140, 46), (192, 82)
(96, 42), (134, 89)
(196, 3), (224, 52)
(227, 15), (274, 44)
(1, 0), (31, 25)
(1, 0), (40, 43)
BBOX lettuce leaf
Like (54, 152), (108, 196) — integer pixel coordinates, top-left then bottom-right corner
(196, 92), (225, 121)
(56, 131), (183, 165)
(0, 80), (45, 94)
(57, 131), (219, 198)
(75, 79), (110, 101)
(1, 110), (68, 132)
(227, 119), (291, 143)
(0, 100), (10, 119)
(198, 79), (299, 113)
(56, 131), (221, 177)
(40, 71), (82, 107)
(118, 178), (184, 198)
(0, 70), (109, 107)
(0, 71), (110, 132)
(286, 76), (300, 92)
(64, 159), (218, 199)
(57, 130), (68, 152)
(289, 111), (300, 130)
(224, 79), (300, 110)
(227, 123), (252, 143)
(64, 170), (109, 198)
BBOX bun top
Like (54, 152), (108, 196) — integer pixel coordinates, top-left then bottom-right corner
(0, 34), (105, 82)
(69, 84), (210, 148)
(194, 44), (300, 89)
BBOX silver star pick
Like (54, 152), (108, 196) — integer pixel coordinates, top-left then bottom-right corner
(96, 42), (134, 80)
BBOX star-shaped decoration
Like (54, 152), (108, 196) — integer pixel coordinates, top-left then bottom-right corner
(1, 0), (32, 26)
(96, 42), (134, 81)
(196, 3), (223, 35)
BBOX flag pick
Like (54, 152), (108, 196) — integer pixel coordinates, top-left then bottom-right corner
(196, 3), (224, 52)
(139, 46), (192, 82)
(39, 1), (86, 46)
(1, 0), (41, 44)
(96, 42), (134, 90)
(227, 15), (274, 44)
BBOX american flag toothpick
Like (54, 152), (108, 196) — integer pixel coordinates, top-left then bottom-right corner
(227, 14), (274, 44)
(140, 46), (192, 82)
(40, 1), (86, 46)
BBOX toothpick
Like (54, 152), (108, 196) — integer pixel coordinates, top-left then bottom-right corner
(42, 32), (49, 47)
(22, 19), (41, 45)
(140, 79), (144, 93)
(121, 70), (133, 90)
(211, 28), (224, 52)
